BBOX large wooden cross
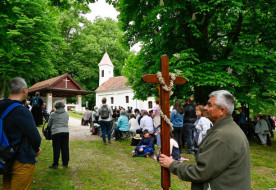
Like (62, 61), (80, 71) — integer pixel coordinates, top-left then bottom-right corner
(142, 55), (186, 190)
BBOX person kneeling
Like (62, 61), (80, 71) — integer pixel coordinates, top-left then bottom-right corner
(132, 130), (154, 158)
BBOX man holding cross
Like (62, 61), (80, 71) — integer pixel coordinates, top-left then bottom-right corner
(159, 90), (251, 190)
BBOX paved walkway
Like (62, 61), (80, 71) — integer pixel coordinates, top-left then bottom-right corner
(68, 117), (101, 141)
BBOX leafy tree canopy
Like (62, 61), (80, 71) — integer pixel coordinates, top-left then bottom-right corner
(116, 0), (275, 114)
(54, 12), (130, 106)
(0, 0), (61, 98)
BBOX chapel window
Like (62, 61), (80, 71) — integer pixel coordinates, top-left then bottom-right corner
(148, 101), (153, 109)
(102, 70), (104, 77)
(111, 97), (114, 104)
(126, 96), (129, 103)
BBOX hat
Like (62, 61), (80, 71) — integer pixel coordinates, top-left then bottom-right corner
(134, 134), (142, 140)
(143, 129), (149, 134)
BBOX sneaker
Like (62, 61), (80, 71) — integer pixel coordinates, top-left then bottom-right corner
(48, 164), (58, 169)
(146, 155), (150, 158)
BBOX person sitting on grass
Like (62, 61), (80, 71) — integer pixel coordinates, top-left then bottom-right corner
(132, 130), (154, 158)
(154, 132), (186, 162)
(113, 110), (129, 140)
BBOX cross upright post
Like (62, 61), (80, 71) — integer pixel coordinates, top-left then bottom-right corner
(142, 55), (186, 190)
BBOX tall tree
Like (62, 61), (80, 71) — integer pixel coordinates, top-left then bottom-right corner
(55, 13), (130, 106)
(116, 0), (275, 112)
(0, 0), (62, 98)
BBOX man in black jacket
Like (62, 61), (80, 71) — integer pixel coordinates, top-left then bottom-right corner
(183, 97), (197, 154)
(0, 77), (41, 190)
(30, 91), (44, 126)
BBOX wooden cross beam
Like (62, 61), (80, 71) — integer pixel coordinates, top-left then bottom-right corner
(142, 55), (186, 190)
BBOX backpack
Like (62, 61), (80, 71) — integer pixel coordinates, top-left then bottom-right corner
(100, 105), (109, 119)
(42, 122), (51, 140)
(32, 97), (39, 106)
(0, 103), (21, 174)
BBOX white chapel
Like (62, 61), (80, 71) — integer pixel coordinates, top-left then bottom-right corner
(95, 52), (156, 111)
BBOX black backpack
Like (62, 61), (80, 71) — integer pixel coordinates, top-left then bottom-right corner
(100, 105), (109, 119)
(0, 103), (21, 174)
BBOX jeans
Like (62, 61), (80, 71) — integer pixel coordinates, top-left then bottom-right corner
(114, 127), (121, 139)
(99, 120), (111, 143)
(154, 126), (161, 146)
(183, 123), (194, 152)
(134, 150), (153, 157)
(173, 127), (183, 152)
(52, 132), (69, 166)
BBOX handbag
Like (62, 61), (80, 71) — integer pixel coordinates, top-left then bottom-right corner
(42, 122), (52, 140)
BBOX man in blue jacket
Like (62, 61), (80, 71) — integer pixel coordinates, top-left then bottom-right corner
(0, 78), (41, 190)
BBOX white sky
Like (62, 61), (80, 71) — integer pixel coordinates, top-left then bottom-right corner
(85, 0), (119, 22)
(84, 0), (141, 53)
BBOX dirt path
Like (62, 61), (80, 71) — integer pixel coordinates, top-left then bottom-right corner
(68, 117), (101, 141)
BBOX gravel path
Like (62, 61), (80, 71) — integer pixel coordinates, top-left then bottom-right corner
(68, 117), (101, 141)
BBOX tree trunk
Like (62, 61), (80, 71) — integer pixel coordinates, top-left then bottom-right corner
(194, 85), (219, 105)
(0, 76), (7, 99)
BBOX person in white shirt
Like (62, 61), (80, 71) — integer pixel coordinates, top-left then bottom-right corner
(155, 133), (182, 161)
(129, 114), (140, 135)
(137, 110), (154, 135)
(193, 105), (212, 146)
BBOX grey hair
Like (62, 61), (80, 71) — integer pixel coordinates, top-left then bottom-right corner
(54, 101), (65, 109)
(120, 110), (126, 115)
(209, 90), (234, 115)
(8, 77), (27, 94)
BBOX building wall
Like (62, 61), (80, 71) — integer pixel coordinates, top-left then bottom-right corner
(99, 65), (114, 86)
(96, 88), (156, 111)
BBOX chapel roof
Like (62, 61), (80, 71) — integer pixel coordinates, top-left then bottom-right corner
(95, 76), (130, 91)
(28, 73), (93, 97)
(98, 52), (114, 67)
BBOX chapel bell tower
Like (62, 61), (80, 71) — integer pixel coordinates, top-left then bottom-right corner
(98, 52), (114, 86)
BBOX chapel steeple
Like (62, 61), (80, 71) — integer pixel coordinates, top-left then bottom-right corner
(98, 52), (114, 86)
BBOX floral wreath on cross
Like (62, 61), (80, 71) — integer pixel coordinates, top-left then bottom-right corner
(156, 71), (176, 131)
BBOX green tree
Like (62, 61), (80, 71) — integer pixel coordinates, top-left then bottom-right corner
(116, 0), (275, 113)
(55, 13), (130, 106)
(0, 0), (62, 98)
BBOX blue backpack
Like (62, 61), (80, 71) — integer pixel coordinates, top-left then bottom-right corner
(32, 97), (39, 106)
(0, 103), (21, 174)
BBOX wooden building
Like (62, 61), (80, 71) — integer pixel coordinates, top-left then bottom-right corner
(28, 73), (93, 112)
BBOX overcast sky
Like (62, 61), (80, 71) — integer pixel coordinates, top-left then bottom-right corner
(84, 0), (141, 52)
(85, 0), (119, 22)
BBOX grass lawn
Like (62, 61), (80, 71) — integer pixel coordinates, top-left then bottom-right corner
(0, 126), (275, 189)
(68, 111), (83, 119)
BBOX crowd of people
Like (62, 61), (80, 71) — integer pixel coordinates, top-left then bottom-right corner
(83, 94), (275, 159)
(83, 96), (213, 160)
(1, 77), (275, 190)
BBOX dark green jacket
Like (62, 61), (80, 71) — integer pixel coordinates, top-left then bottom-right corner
(169, 116), (251, 190)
